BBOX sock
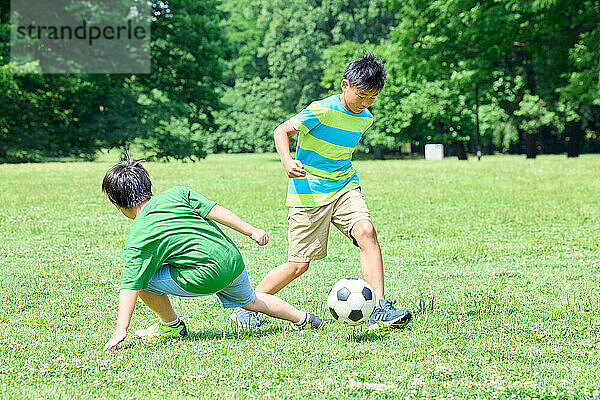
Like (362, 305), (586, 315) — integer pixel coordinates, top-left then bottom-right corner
(163, 316), (180, 327)
(294, 312), (309, 325)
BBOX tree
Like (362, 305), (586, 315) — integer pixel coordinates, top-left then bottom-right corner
(0, 0), (228, 162)
(133, 0), (228, 160)
(214, 0), (397, 154)
(380, 0), (600, 158)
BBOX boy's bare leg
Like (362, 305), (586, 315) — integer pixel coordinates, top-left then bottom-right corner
(254, 261), (310, 294)
(138, 290), (178, 322)
(351, 220), (385, 300)
(242, 292), (304, 323)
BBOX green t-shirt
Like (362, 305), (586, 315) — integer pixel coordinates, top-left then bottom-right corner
(121, 186), (245, 294)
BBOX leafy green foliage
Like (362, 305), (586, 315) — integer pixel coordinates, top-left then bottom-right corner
(142, 116), (207, 161)
(1, 0), (599, 160)
(378, 0), (599, 157)
(514, 94), (555, 135)
(0, 0), (226, 162)
(214, 0), (397, 154)
(210, 78), (285, 153)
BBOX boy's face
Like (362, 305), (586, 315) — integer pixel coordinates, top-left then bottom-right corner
(340, 79), (379, 114)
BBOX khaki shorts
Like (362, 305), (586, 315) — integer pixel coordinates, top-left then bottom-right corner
(288, 188), (371, 262)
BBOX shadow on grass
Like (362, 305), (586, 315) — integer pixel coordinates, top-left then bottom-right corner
(117, 328), (287, 350)
(185, 326), (287, 341)
(114, 342), (137, 350)
(347, 330), (388, 342)
(346, 325), (411, 342)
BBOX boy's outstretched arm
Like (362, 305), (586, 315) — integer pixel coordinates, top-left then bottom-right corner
(274, 120), (306, 178)
(104, 289), (139, 350)
(206, 205), (268, 246)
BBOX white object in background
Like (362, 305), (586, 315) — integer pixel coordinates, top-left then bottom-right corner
(425, 144), (444, 161)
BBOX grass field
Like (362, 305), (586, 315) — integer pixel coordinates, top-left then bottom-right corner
(1, 153), (600, 399)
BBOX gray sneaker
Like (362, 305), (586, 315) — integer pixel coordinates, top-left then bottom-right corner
(293, 313), (324, 330)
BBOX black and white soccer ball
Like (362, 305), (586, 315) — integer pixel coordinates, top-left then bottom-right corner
(327, 278), (376, 326)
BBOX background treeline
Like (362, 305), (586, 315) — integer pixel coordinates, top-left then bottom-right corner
(0, 0), (598, 162)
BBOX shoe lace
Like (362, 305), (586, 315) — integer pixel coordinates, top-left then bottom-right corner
(381, 300), (397, 311)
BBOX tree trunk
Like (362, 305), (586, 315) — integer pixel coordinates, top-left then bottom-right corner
(523, 52), (537, 159)
(0, 142), (7, 162)
(373, 146), (384, 160)
(475, 83), (481, 160)
(348, 4), (361, 43)
(525, 132), (537, 159)
(453, 141), (468, 160)
(566, 120), (582, 157)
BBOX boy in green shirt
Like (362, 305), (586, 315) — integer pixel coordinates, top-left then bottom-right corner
(102, 156), (323, 350)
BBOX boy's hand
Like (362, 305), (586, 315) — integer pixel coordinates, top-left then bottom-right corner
(250, 228), (269, 246)
(284, 160), (306, 178)
(104, 328), (127, 351)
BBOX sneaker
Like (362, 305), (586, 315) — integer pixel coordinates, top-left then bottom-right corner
(369, 299), (412, 329)
(230, 308), (260, 327)
(293, 313), (324, 330)
(134, 320), (188, 339)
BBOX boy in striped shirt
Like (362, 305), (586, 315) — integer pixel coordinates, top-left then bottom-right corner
(231, 53), (412, 329)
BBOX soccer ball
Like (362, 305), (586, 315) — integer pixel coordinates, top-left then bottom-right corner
(327, 278), (376, 326)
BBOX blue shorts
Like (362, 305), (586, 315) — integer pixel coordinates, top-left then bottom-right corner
(145, 264), (255, 308)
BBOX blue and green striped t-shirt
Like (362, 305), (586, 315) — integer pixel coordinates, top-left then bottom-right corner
(287, 94), (373, 207)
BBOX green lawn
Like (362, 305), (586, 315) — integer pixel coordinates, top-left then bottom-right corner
(1, 153), (600, 399)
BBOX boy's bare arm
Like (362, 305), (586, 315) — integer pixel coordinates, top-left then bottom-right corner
(104, 289), (139, 350)
(206, 205), (268, 246)
(274, 120), (306, 178)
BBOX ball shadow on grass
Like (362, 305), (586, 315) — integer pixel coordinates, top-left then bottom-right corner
(345, 324), (414, 342)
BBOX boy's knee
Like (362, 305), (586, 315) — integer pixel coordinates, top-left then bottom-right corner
(288, 261), (310, 276)
(352, 220), (377, 244)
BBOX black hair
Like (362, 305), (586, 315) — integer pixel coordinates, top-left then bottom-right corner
(343, 52), (387, 91)
(102, 153), (152, 208)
